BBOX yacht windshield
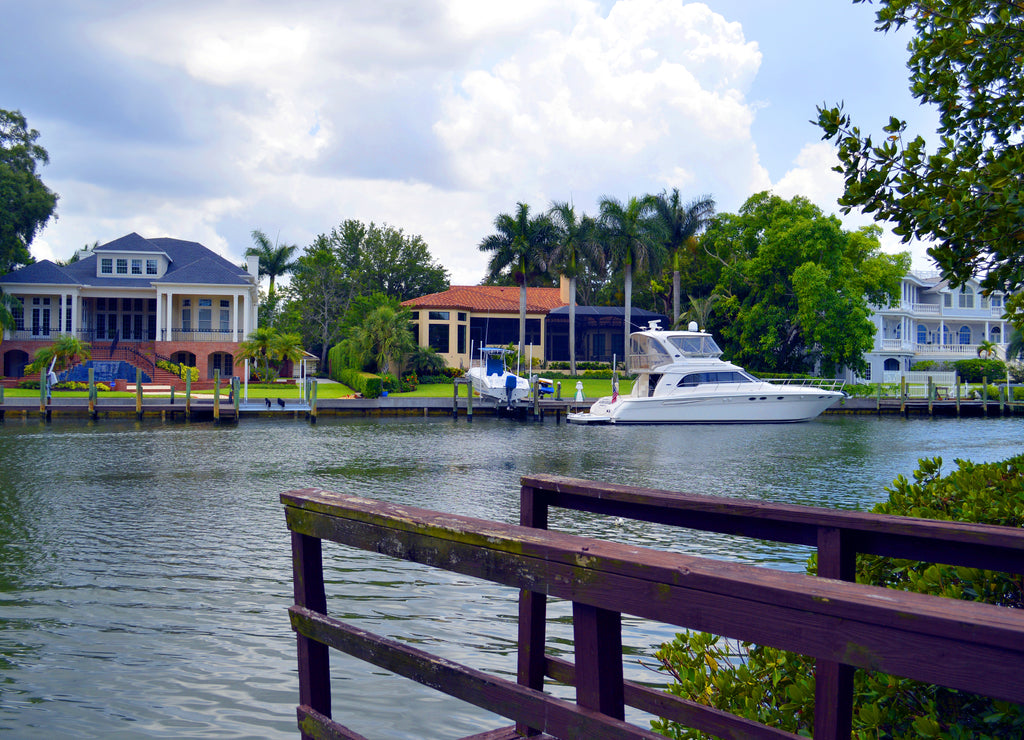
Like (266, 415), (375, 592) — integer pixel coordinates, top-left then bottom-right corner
(629, 335), (673, 370)
(677, 370), (757, 387)
(666, 334), (723, 358)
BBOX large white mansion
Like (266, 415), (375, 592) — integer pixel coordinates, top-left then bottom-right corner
(863, 270), (1009, 382)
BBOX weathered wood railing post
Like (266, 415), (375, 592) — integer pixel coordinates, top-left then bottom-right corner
(291, 531), (331, 738)
(452, 380), (459, 419)
(983, 375), (988, 417)
(466, 378), (473, 422)
(899, 376), (906, 416)
(815, 526), (856, 738)
(185, 372), (192, 418)
(517, 482), (548, 737)
(39, 370), (46, 417)
(573, 604), (625, 720)
(927, 375), (934, 416)
(876, 381), (882, 415)
(955, 373), (961, 417)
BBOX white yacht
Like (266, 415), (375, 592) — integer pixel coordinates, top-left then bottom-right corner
(567, 321), (844, 424)
(467, 346), (531, 407)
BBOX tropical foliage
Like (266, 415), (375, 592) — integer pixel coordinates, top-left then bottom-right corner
(237, 327), (304, 383)
(26, 335), (91, 374)
(816, 0), (1024, 308)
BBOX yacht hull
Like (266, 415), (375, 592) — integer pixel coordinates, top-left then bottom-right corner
(568, 386), (843, 425)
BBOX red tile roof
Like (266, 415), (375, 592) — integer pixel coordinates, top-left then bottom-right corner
(403, 285), (566, 314)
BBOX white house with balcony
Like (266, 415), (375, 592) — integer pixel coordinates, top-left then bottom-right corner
(864, 270), (1008, 382)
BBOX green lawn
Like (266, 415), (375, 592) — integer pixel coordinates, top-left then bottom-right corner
(2, 377), (628, 400)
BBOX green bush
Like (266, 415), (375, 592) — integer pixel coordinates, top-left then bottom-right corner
(157, 359), (198, 382)
(952, 358), (1006, 383)
(652, 455), (1024, 740)
(336, 368), (382, 398)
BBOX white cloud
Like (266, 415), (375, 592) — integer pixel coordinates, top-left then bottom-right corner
(434, 0), (763, 206)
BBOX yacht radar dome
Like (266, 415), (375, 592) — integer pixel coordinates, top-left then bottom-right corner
(688, 321), (698, 331)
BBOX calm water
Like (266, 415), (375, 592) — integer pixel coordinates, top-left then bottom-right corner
(1, 414), (1021, 739)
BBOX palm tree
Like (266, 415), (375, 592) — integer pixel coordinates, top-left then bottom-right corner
(272, 331), (306, 376)
(548, 202), (603, 376)
(238, 326), (280, 382)
(652, 189), (716, 325)
(598, 195), (663, 370)
(479, 202), (556, 358)
(246, 229), (298, 297)
(349, 304), (416, 377)
(26, 334), (91, 375)
(678, 294), (722, 331)
(977, 339), (998, 359)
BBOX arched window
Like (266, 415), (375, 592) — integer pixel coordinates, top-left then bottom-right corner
(917, 324), (927, 344)
(991, 326), (1002, 342)
(884, 358), (900, 372)
(959, 326), (971, 345)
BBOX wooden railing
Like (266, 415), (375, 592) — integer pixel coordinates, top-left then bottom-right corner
(282, 477), (1024, 740)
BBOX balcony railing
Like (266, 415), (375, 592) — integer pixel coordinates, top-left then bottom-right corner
(166, 328), (239, 342)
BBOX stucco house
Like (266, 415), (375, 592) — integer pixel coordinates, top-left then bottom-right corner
(402, 281), (668, 369)
(864, 270), (1009, 382)
(0, 233), (259, 384)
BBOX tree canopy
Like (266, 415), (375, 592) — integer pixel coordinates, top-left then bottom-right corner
(816, 0), (1024, 299)
(0, 109), (58, 274)
(705, 193), (909, 375)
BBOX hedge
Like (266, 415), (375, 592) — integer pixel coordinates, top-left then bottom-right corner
(335, 367), (382, 398)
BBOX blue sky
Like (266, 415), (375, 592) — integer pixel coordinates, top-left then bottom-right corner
(2, 0), (937, 284)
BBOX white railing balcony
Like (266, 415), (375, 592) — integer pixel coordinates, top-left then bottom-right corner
(912, 303), (942, 315)
(880, 339), (914, 352)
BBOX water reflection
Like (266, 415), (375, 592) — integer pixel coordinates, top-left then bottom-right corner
(0, 415), (1021, 738)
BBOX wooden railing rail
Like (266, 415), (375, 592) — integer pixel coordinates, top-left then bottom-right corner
(282, 486), (1024, 740)
(517, 474), (1024, 739)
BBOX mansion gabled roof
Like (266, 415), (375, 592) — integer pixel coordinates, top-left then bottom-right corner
(403, 285), (566, 314)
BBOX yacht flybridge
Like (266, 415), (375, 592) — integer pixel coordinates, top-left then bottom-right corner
(567, 321), (844, 424)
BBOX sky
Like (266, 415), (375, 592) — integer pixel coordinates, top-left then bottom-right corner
(2, 0), (940, 286)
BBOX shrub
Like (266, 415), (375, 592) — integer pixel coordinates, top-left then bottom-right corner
(336, 368), (382, 398)
(952, 358), (1006, 383)
(652, 455), (1024, 739)
(157, 359), (198, 382)
(18, 380), (39, 389)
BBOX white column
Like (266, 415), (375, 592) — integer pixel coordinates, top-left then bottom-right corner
(70, 293), (78, 335)
(243, 291), (252, 337)
(166, 290), (173, 341)
(155, 289), (163, 342)
(233, 293), (240, 342)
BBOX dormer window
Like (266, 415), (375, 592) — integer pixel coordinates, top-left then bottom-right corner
(131, 259), (142, 275)
(101, 258), (113, 274)
(116, 258), (128, 275)
(146, 259), (158, 275)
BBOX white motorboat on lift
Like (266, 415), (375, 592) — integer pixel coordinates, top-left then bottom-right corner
(467, 346), (531, 407)
(567, 321), (844, 424)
